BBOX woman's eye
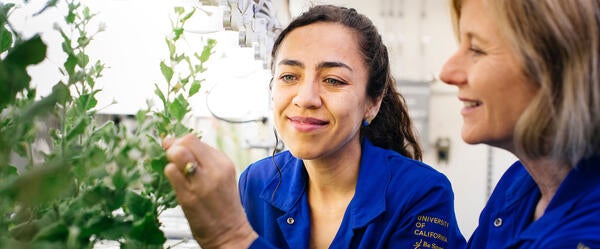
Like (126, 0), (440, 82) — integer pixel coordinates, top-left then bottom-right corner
(324, 78), (345, 85)
(468, 46), (485, 55)
(280, 74), (296, 81)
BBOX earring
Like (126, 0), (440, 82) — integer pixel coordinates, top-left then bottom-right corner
(362, 119), (370, 127)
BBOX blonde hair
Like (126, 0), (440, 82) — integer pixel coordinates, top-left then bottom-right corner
(450, 0), (600, 166)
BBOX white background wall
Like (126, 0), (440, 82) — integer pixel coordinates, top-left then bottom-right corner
(7, 0), (518, 240)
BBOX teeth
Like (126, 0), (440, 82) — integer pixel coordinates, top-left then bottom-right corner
(463, 101), (480, 108)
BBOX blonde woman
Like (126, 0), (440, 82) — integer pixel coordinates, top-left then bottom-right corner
(440, 0), (600, 248)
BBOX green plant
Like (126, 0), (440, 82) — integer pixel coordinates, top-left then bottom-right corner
(0, 1), (215, 248)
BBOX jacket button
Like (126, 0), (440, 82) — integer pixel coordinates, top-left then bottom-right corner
(494, 218), (503, 227)
(286, 217), (295, 225)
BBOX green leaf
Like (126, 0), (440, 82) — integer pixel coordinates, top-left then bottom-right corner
(0, 25), (13, 53)
(83, 6), (91, 19)
(128, 214), (166, 245)
(0, 160), (72, 206)
(59, 30), (74, 55)
(33, 0), (59, 16)
(0, 164), (18, 177)
(53, 81), (71, 105)
(165, 38), (175, 57)
(173, 27), (183, 41)
(194, 63), (206, 74)
(6, 35), (47, 67)
(199, 39), (216, 63)
(174, 6), (184, 15)
(65, 117), (89, 141)
(15, 82), (66, 123)
(33, 221), (68, 242)
(68, 70), (85, 85)
(182, 8), (196, 23)
(65, 9), (76, 24)
(150, 155), (168, 173)
(97, 218), (131, 241)
(8, 220), (40, 241)
(122, 239), (162, 249)
(160, 61), (173, 83)
(125, 191), (153, 218)
(81, 185), (124, 211)
(153, 83), (167, 108)
(188, 80), (201, 97)
(75, 92), (98, 112)
(135, 109), (148, 125)
(64, 54), (77, 76)
(111, 169), (128, 191)
(173, 122), (192, 137)
(76, 51), (90, 69)
(168, 94), (189, 121)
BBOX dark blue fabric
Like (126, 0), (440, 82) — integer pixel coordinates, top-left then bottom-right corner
(239, 139), (466, 249)
(467, 156), (600, 249)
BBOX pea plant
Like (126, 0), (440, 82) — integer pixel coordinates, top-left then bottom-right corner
(0, 1), (215, 248)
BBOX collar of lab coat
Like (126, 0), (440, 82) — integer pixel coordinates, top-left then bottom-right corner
(259, 138), (389, 229)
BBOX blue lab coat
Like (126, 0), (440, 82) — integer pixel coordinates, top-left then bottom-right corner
(467, 156), (600, 248)
(239, 139), (466, 249)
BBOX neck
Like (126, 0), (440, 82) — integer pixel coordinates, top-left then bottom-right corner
(303, 142), (362, 203)
(519, 157), (572, 220)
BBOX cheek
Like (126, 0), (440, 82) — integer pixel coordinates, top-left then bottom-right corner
(333, 99), (367, 124)
(270, 88), (290, 114)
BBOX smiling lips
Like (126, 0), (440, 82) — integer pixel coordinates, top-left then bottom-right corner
(463, 100), (481, 108)
(459, 98), (482, 115)
(289, 116), (329, 132)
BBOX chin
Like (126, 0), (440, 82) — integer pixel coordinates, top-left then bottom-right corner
(461, 132), (514, 152)
(461, 130), (483, 145)
(287, 147), (320, 160)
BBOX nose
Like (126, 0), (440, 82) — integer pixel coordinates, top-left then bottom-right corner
(292, 79), (322, 109)
(439, 49), (467, 86)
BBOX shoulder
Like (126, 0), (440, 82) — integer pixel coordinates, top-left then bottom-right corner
(378, 147), (452, 190)
(365, 145), (455, 205)
(365, 148), (466, 248)
(495, 161), (530, 188)
(240, 150), (296, 181)
(484, 161), (532, 202)
(540, 174), (600, 247)
(238, 150), (299, 196)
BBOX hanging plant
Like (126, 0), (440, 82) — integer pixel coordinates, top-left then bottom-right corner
(0, 1), (215, 248)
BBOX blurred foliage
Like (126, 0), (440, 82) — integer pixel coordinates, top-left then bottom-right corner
(0, 1), (215, 248)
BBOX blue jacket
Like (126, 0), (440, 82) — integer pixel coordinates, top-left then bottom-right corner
(239, 139), (466, 249)
(467, 156), (600, 248)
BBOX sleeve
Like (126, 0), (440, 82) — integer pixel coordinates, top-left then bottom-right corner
(238, 164), (284, 249)
(540, 239), (600, 249)
(238, 164), (251, 207)
(248, 237), (283, 249)
(386, 174), (466, 249)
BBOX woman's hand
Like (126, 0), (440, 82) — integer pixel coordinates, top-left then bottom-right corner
(163, 134), (258, 249)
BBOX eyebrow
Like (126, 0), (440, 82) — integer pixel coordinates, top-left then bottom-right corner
(277, 59), (353, 72)
(465, 31), (489, 45)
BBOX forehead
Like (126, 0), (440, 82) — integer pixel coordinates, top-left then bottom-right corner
(275, 22), (365, 65)
(458, 0), (497, 36)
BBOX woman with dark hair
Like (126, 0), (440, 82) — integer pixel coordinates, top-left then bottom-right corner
(163, 5), (465, 249)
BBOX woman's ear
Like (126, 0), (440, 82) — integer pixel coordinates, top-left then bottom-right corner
(365, 96), (383, 123)
(269, 77), (274, 102)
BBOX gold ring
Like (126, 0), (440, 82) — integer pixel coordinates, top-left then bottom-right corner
(184, 162), (198, 176)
